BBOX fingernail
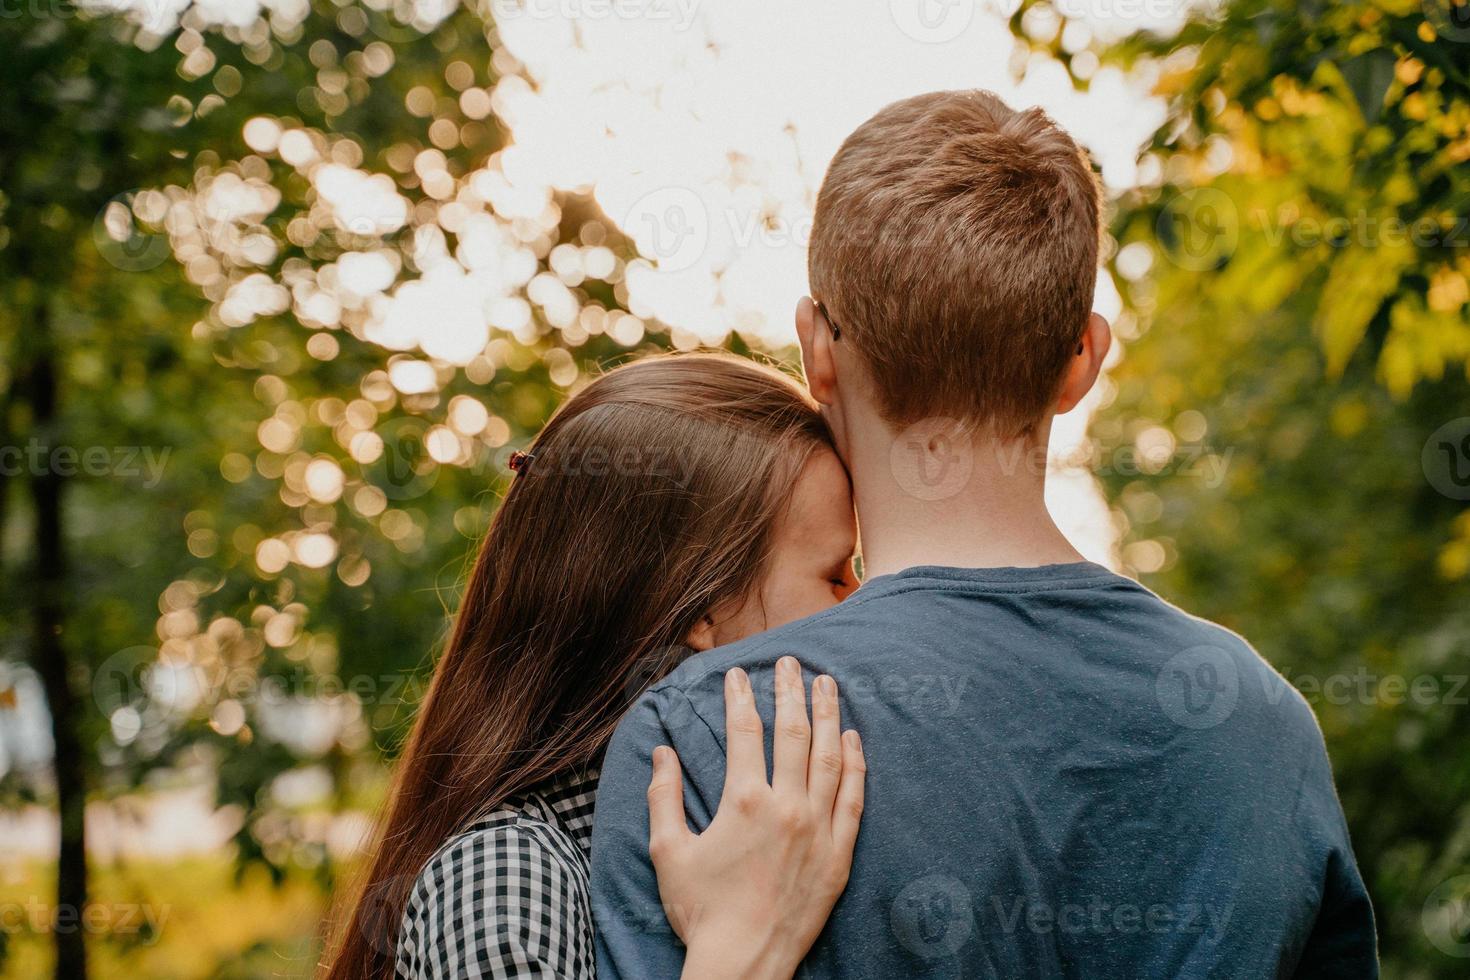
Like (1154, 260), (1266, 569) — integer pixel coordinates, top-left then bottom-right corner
(727, 667), (750, 692)
(653, 745), (672, 767)
(845, 730), (861, 751)
(816, 674), (837, 697)
(778, 655), (799, 677)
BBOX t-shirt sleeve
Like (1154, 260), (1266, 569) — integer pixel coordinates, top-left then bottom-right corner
(1290, 742), (1379, 978)
(1292, 842), (1378, 978)
(589, 684), (728, 980)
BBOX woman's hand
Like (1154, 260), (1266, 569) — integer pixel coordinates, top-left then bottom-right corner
(646, 655), (866, 980)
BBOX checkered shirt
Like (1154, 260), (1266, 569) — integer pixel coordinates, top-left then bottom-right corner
(395, 768), (599, 979)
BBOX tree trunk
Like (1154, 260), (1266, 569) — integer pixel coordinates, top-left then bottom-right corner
(26, 300), (88, 980)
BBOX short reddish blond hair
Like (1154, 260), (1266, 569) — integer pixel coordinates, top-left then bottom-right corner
(809, 90), (1101, 437)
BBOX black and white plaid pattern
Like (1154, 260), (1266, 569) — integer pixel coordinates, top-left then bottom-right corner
(396, 769), (599, 979)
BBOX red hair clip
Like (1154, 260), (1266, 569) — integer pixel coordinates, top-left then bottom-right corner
(508, 450), (535, 474)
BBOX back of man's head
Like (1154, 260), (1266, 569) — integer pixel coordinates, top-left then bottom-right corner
(809, 90), (1101, 439)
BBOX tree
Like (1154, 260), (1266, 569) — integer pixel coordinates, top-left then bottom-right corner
(1, 2), (668, 975)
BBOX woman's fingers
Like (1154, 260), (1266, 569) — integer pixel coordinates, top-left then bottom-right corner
(806, 674), (844, 811)
(647, 745), (690, 860)
(721, 667), (765, 792)
(830, 730), (866, 857)
(772, 655), (812, 794)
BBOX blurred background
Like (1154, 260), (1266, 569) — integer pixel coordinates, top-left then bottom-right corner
(1, 0), (1468, 976)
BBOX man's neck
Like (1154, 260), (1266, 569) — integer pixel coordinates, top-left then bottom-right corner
(847, 419), (1084, 581)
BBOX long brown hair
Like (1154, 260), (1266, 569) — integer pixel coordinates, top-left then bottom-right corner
(322, 352), (832, 980)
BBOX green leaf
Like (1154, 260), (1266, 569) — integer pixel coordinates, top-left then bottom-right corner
(1339, 49), (1398, 122)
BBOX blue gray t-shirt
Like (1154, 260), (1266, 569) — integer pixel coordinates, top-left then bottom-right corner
(590, 563), (1376, 978)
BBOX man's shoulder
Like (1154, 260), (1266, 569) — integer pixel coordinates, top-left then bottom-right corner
(1132, 595), (1325, 756)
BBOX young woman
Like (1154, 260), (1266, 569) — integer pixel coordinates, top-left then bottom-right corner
(323, 353), (867, 980)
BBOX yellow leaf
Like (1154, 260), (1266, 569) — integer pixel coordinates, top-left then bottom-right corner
(1316, 240), (1414, 376)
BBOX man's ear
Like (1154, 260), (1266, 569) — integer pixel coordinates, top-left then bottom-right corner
(1055, 312), (1112, 415)
(685, 613), (717, 652)
(795, 295), (838, 408)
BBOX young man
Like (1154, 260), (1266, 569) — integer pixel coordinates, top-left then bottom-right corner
(590, 90), (1377, 977)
